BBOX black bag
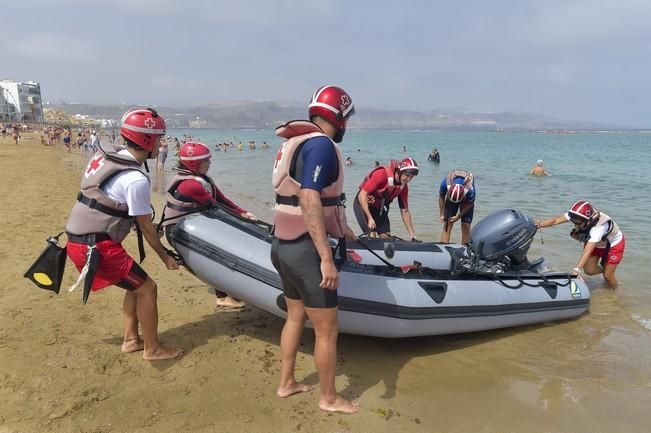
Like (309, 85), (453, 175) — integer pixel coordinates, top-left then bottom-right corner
(24, 233), (67, 294)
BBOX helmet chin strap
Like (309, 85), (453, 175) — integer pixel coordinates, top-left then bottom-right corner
(143, 160), (150, 173)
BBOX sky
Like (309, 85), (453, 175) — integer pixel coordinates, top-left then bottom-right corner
(2, 0), (650, 127)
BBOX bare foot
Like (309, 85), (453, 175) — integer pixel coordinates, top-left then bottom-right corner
(319, 396), (360, 414)
(121, 337), (144, 353)
(143, 345), (184, 361)
(215, 296), (245, 309)
(276, 382), (313, 398)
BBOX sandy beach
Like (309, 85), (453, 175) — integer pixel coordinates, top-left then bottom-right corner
(0, 134), (426, 433)
(2, 133), (650, 433)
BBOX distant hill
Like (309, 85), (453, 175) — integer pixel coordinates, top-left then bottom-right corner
(45, 101), (624, 131)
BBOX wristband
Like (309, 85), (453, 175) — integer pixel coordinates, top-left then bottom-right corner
(573, 267), (583, 274)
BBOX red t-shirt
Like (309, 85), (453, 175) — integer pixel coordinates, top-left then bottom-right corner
(176, 179), (246, 214)
(361, 169), (409, 209)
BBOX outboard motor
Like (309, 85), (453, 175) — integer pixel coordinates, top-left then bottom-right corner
(453, 209), (538, 274)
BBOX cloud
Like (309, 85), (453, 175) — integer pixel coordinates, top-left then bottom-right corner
(527, 0), (651, 46)
(10, 32), (99, 63)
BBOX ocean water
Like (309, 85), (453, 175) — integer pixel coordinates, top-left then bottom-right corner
(153, 128), (651, 430)
(156, 128), (651, 321)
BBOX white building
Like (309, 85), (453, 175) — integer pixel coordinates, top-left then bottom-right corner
(0, 80), (44, 123)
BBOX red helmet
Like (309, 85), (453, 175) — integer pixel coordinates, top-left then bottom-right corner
(447, 183), (466, 203)
(179, 141), (211, 172)
(308, 85), (355, 132)
(119, 108), (166, 152)
(399, 157), (419, 176)
(568, 201), (599, 225)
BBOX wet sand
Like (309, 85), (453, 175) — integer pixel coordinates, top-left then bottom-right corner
(1, 134), (650, 433)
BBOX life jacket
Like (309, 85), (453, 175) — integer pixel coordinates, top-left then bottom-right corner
(358, 160), (403, 208)
(446, 169), (474, 190)
(272, 120), (347, 241)
(574, 212), (621, 248)
(160, 170), (216, 228)
(66, 148), (148, 243)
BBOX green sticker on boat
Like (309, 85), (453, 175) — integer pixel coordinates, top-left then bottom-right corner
(570, 280), (581, 299)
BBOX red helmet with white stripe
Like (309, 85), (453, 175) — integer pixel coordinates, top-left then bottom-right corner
(568, 200), (599, 225)
(119, 108), (166, 152)
(447, 183), (466, 203)
(179, 141), (211, 172)
(399, 157), (419, 176)
(308, 85), (355, 139)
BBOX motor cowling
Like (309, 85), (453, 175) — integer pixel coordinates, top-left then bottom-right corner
(464, 209), (537, 272)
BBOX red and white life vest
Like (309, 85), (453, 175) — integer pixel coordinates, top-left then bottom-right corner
(587, 212), (622, 248)
(272, 120), (347, 241)
(359, 160), (403, 208)
(446, 169), (474, 190)
(66, 149), (147, 243)
(161, 171), (216, 227)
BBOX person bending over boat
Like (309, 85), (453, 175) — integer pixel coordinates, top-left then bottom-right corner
(535, 201), (625, 289)
(353, 157), (420, 240)
(270, 85), (359, 414)
(439, 169), (476, 244)
(66, 108), (183, 361)
(161, 141), (255, 308)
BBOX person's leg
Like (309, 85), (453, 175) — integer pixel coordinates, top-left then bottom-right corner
(276, 298), (312, 397)
(583, 256), (602, 275)
(460, 223), (472, 245)
(602, 263), (619, 289)
(440, 220), (454, 243)
(305, 306), (359, 414)
(133, 277), (183, 360)
(121, 290), (144, 353)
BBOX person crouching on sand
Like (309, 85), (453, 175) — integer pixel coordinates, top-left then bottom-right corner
(65, 108), (183, 361)
(535, 200), (625, 288)
(160, 141), (256, 308)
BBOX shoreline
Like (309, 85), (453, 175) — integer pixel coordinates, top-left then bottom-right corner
(2, 133), (650, 432)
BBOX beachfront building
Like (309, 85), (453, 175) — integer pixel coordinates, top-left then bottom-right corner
(0, 89), (15, 122)
(0, 80), (44, 123)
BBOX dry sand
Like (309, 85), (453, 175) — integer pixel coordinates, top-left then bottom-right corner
(0, 134), (426, 433)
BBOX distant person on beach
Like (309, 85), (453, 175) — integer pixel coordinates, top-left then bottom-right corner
(529, 159), (550, 176)
(12, 128), (20, 145)
(374, 160), (380, 167)
(65, 108), (183, 361)
(271, 85), (359, 414)
(157, 137), (168, 172)
(345, 156), (353, 166)
(427, 148), (440, 163)
(402, 145), (407, 152)
(160, 141), (256, 308)
(354, 157), (420, 240)
(63, 128), (71, 152)
(439, 169), (476, 244)
(89, 130), (100, 152)
(534, 201), (625, 288)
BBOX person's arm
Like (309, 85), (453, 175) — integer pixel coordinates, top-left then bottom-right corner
(438, 195), (446, 222)
(529, 167), (535, 175)
(300, 189), (338, 290)
(572, 241), (597, 275)
(534, 214), (568, 229)
(400, 209), (417, 240)
(135, 214), (178, 270)
(357, 189), (376, 232)
(452, 201), (474, 222)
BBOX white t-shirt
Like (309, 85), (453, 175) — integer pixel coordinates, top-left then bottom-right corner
(101, 150), (152, 216)
(564, 213), (623, 248)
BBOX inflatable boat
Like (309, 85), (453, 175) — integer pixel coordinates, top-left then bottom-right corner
(171, 208), (590, 338)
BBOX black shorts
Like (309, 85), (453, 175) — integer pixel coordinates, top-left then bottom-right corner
(270, 235), (338, 308)
(353, 192), (391, 235)
(444, 201), (474, 230)
(115, 261), (148, 291)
